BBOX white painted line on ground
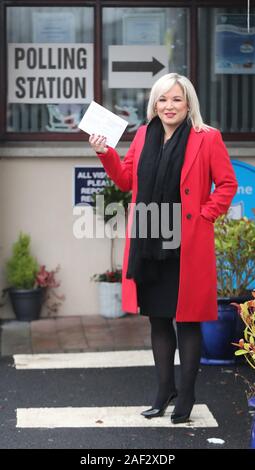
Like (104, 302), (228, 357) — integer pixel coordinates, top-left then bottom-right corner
(16, 404), (217, 428)
(13, 350), (180, 369)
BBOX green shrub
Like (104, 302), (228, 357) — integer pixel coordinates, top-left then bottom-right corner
(6, 232), (39, 289)
(92, 176), (131, 223)
(215, 216), (255, 297)
(91, 176), (131, 275)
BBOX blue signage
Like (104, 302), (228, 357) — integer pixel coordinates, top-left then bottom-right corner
(230, 160), (255, 220)
(74, 166), (107, 206)
(215, 14), (255, 75)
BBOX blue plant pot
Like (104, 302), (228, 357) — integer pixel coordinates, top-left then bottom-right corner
(248, 398), (255, 449)
(200, 297), (248, 365)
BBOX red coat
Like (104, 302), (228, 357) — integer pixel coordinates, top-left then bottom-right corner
(97, 126), (238, 321)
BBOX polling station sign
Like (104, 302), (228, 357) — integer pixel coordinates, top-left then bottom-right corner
(8, 43), (93, 103)
(74, 166), (107, 206)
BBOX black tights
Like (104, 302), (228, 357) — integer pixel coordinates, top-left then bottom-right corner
(149, 317), (201, 413)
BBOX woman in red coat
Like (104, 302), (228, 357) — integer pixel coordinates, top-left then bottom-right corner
(89, 73), (238, 424)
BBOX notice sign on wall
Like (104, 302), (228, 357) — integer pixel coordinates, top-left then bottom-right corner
(109, 45), (168, 88)
(74, 166), (107, 206)
(230, 160), (255, 220)
(8, 43), (93, 103)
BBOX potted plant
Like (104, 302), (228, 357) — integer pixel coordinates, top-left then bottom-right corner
(91, 268), (124, 319)
(3, 232), (63, 321)
(232, 291), (255, 448)
(201, 216), (255, 364)
(232, 291), (255, 369)
(91, 177), (131, 318)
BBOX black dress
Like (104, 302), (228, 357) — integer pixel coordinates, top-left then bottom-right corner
(137, 250), (180, 318)
(136, 139), (182, 318)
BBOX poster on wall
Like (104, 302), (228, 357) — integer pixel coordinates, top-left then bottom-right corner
(229, 160), (255, 220)
(33, 12), (75, 43)
(109, 45), (168, 88)
(122, 14), (164, 45)
(215, 14), (255, 74)
(74, 166), (107, 206)
(31, 12), (85, 131)
(8, 43), (94, 104)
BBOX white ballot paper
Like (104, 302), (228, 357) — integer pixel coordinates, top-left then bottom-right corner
(78, 101), (128, 148)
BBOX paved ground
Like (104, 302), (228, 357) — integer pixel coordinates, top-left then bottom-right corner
(0, 314), (151, 356)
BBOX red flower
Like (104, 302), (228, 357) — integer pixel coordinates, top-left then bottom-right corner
(35, 265), (60, 288)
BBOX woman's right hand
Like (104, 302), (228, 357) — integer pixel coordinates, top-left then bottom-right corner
(89, 134), (108, 154)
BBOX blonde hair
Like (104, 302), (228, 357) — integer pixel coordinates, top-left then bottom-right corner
(147, 73), (210, 132)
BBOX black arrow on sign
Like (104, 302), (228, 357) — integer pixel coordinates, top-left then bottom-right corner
(112, 57), (165, 76)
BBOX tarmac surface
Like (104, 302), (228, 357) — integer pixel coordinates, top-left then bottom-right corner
(0, 314), (254, 451)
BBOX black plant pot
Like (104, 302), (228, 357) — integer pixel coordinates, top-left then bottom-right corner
(9, 287), (46, 321)
(201, 296), (251, 365)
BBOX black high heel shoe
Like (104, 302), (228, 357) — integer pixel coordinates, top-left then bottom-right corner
(171, 411), (191, 424)
(171, 398), (195, 424)
(141, 392), (177, 419)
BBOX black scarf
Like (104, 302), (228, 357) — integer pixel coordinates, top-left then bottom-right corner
(126, 116), (191, 284)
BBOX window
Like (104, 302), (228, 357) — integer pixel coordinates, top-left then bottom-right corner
(1, 1), (254, 141)
(198, 7), (255, 134)
(7, 6), (94, 134)
(102, 7), (189, 133)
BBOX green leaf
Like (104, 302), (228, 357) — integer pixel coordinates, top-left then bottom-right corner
(215, 215), (255, 297)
